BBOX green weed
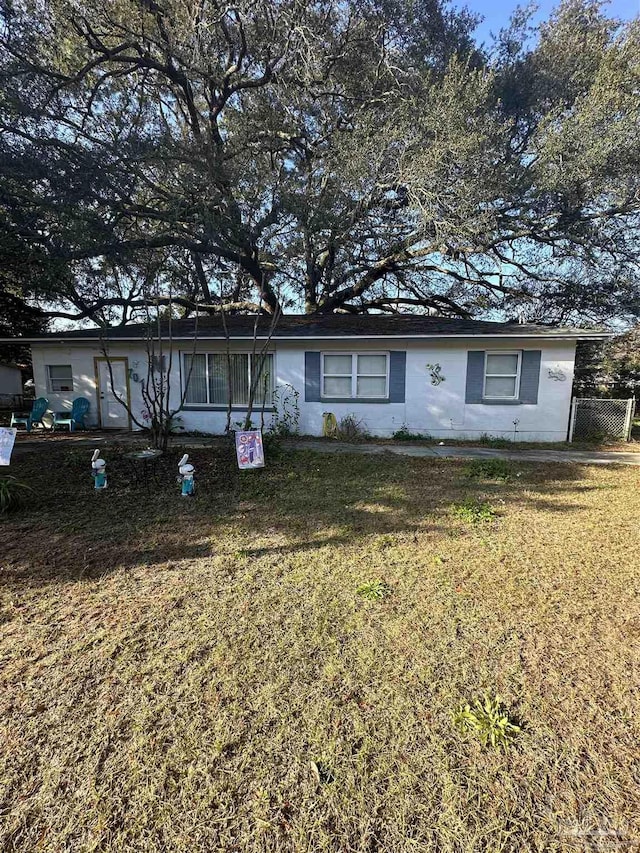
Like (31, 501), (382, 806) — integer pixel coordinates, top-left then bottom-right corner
(357, 579), (391, 600)
(451, 497), (497, 524)
(453, 694), (521, 748)
(0, 476), (33, 515)
(464, 459), (516, 481)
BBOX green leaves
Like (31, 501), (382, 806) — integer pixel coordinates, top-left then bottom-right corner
(0, 476), (33, 516)
(463, 459), (515, 482)
(356, 580), (391, 601)
(452, 694), (521, 749)
(1, 0), (639, 325)
(451, 498), (497, 525)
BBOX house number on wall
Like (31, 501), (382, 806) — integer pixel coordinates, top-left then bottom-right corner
(426, 363), (446, 386)
(128, 361), (141, 383)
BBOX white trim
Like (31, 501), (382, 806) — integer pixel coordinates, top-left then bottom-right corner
(321, 352), (389, 400)
(482, 351), (521, 400)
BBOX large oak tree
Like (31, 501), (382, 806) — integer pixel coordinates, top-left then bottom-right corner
(0, 0), (639, 325)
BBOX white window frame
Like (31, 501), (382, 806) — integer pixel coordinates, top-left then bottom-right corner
(482, 351), (521, 400)
(321, 352), (389, 400)
(46, 364), (74, 393)
(182, 352), (275, 406)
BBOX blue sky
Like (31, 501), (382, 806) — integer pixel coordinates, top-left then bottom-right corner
(465, 0), (639, 45)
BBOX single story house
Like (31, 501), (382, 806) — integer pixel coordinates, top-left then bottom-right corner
(6, 314), (608, 441)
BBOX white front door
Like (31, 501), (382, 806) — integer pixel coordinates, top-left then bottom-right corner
(97, 359), (130, 429)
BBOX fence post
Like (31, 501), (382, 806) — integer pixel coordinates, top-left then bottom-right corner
(568, 396), (577, 443)
(623, 398), (634, 442)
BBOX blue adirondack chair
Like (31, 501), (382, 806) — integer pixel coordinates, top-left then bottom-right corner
(53, 398), (90, 432)
(10, 397), (50, 433)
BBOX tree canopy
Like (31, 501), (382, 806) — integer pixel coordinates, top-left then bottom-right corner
(1, 0), (639, 326)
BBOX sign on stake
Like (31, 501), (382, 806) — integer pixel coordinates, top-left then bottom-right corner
(235, 430), (265, 470)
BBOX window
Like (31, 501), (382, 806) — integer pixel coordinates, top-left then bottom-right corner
(483, 352), (521, 399)
(183, 353), (274, 406)
(321, 353), (388, 399)
(47, 364), (74, 393)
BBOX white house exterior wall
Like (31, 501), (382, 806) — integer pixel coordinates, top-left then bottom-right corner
(30, 337), (577, 441)
(275, 339), (576, 442)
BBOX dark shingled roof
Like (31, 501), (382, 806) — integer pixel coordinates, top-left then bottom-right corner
(4, 314), (608, 341)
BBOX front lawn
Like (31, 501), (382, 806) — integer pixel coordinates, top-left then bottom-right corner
(1, 446), (638, 851)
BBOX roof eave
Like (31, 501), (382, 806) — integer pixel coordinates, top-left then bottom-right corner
(0, 331), (613, 343)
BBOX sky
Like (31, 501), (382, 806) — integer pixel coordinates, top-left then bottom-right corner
(464, 0), (639, 45)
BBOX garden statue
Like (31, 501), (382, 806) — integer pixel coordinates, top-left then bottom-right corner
(322, 412), (338, 438)
(177, 453), (195, 496)
(91, 449), (107, 490)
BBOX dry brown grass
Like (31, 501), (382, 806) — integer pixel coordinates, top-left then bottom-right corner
(1, 445), (639, 852)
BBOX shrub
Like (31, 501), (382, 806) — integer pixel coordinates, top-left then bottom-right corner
(357, 579), (391, 600)
(452, 694), (521, 749)
(392, 424), (431, 441)
(0, 476), (33, 515)
(451, 497), (497, 524)
(336, 414), (369, 441)
(464, 459), (515, 481)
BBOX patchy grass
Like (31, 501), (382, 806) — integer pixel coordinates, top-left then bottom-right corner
(451, 496), (498, 524)
(0, 446), (639, 851)
(464, 458), (517, 481)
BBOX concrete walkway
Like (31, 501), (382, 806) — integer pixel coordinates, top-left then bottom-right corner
(284, 439), (640, 466)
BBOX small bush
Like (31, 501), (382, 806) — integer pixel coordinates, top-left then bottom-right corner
(336, 414), (369, 441)
(393, 424), (431, 441)
(357, 579), (391, 600)
(0, 476), (33, 515)
(453, 694), (521, 749)
(451, 497), (496, 524)
(464, 459), (515, 481)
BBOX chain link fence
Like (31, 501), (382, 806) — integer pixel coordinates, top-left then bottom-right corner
(569, 398), (635, 442)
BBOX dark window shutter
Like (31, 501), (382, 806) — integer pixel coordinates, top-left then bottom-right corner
(388, 352), (406, 402)
(465, 351), (485, 403)
(305, 352), (321, 402)
(519, 350), (541, 404)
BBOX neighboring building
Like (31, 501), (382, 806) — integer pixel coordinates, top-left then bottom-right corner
(4, 315), (608, 441)
(0, 362), (24, 406)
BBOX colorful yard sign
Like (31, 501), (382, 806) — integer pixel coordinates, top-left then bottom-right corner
(235, 429), (265, 470)
(0, 428), (17, 466)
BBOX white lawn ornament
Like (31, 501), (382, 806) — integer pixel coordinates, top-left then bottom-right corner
(91, 449), (107, 490)
(178, 454), (195, 497)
